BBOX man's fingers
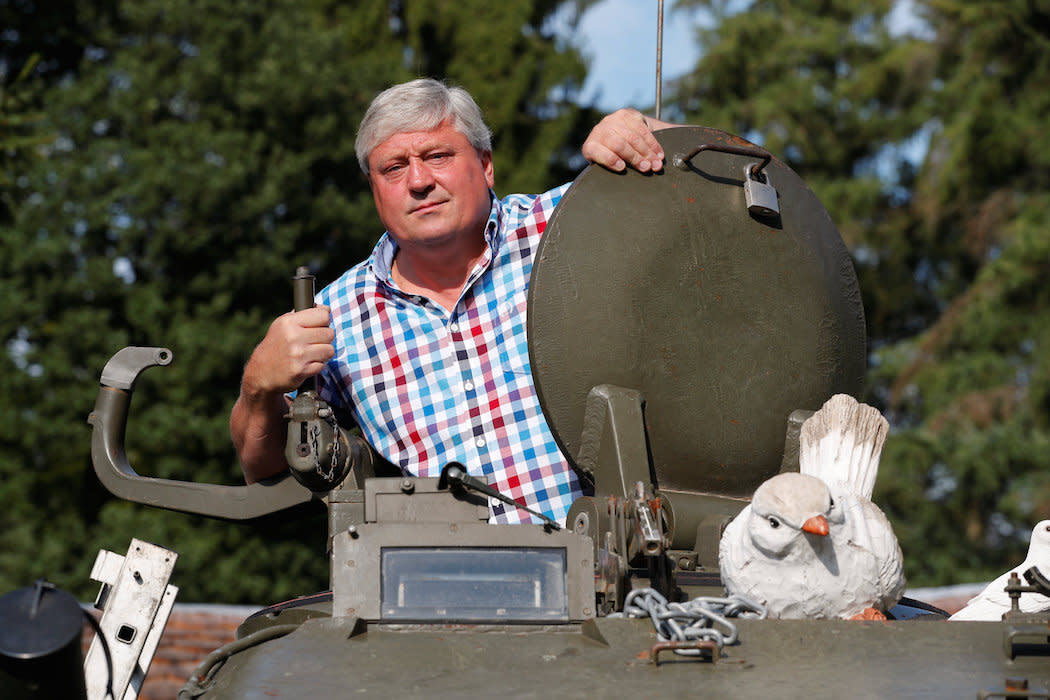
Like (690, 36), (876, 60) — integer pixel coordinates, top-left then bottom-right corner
(582, 109), (666, 173)
(623, 117), (665, 171)
(291, 304), (331, 327)
(581, 141), (627, 172)
(300, 324), (336, 345)
(244, 308), (335, 394)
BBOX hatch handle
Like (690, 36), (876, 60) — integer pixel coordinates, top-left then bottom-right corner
(674, 142), (772, 178)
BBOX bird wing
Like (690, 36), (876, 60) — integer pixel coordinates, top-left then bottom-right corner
(831, 489), (905, 611)
(949, 572), (1013, 621)
(865, 502), (907, 608)
(950, 563), (1050, 620)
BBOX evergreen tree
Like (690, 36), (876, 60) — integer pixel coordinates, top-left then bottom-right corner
(668, 0), (1050, 585)
(872, 0), (1050, 583)
(0, 0), (594, 602)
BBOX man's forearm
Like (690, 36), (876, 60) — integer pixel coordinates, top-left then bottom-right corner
(231, 390), (291, 483)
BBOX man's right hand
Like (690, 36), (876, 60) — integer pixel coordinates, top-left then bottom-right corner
(241, 306), (336, 395)
(231, 306), (335, 482)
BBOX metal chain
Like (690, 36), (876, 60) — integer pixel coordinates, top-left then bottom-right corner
(323, 409), (341, 479)
(307, 408), (343, 484)
(617, 588), (766, 655)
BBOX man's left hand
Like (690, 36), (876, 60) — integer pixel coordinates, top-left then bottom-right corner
(582, 108), (675, 173)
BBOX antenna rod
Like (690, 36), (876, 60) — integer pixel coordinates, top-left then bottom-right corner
(655, 0), (664, 121)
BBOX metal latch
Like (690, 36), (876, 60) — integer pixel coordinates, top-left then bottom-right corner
(83, 539), (178, 700)
(672, 141), (779, 219)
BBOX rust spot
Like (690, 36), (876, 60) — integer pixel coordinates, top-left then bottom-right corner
(730, 419), (739, 424)
(637, 650), (651, 660)
(686, 196), (695, 204)
(650, 639), (720, 665)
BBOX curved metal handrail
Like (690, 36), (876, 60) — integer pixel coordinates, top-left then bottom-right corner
(88, 346), (319, 520)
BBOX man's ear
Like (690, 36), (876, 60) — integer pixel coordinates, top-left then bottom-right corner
(479, 150), (494, 189)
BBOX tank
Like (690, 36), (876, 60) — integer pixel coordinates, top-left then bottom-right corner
(83, 128), (1050, 699)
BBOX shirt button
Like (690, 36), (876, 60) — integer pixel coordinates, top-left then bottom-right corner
(475, 437), (486, 448)
(450, 322), (459, 332)
(464, 380), (474, 392)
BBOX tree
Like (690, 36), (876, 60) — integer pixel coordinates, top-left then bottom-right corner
(871, 0), (1050, 583)
(0, 0), (596, 602)
(667, 0), (1050, 585)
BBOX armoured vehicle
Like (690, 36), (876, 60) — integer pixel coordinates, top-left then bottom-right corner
(5, 127), (1050, 699)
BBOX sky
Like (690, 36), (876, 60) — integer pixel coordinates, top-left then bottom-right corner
(568, 0), (704, 112)
(568, 0), (928, 113)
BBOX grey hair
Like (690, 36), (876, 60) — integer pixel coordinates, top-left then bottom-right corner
(355, 78), (493, 174)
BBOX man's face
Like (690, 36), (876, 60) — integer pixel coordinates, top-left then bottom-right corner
(367, 119), (495, 251)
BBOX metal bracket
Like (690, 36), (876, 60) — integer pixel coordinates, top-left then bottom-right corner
(978, 677), (1050, 699)
(575, 385), (653, 499)
(650, 639), (720, 665)
(83, 539), (178, 700)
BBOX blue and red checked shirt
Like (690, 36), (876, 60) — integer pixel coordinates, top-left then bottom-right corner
(316, 184), (584, 525)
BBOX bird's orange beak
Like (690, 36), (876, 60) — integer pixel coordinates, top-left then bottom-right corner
(802, 514), (829, 536)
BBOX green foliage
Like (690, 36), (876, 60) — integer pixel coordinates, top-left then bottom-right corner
(0, 0), (594, 602)
(873, 201), (1050, 584)
(671, 0), (1050, 586)
(6, 0), (1046, 602)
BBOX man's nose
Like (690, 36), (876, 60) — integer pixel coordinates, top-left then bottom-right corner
(406, 158), (434, 192)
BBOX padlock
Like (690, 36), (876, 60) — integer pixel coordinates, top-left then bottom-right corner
(743, 165), (779, 218)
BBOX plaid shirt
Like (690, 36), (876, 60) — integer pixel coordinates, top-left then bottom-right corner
(316, 184), (583, 524)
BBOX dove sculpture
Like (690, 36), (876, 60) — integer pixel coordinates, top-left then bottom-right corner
(719, 394), (905, 619)
(949, 520), (1050, 621)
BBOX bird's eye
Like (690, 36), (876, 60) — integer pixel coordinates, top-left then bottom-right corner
(1045, 524), (1050, 533)
(829, 497), (835, 509)
(768, 517), (780, 529)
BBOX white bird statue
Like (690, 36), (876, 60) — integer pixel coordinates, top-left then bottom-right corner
(949, 520), (1050, 621)
(719, 394), (906, 619)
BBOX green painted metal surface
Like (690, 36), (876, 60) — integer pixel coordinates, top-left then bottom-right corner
(529, 126), (866, 499)
(192, 613), (1050, 699)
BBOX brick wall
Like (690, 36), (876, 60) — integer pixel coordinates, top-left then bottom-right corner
(82, 604), (257, 700)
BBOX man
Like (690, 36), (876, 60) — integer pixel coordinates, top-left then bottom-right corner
(231, 78), (672, 525)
